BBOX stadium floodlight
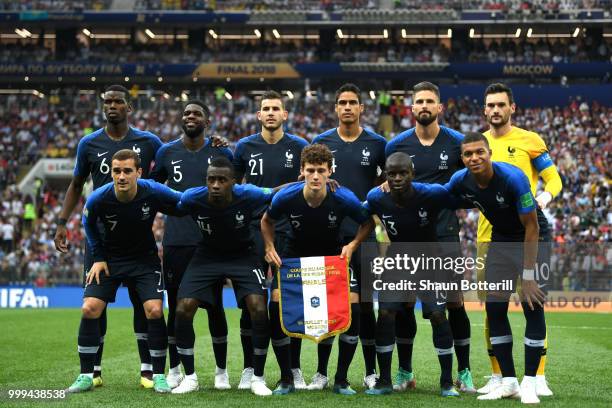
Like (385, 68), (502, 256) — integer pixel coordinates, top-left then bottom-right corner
(469, 28), (475, 38)
(515, 28), (521, 38)
(383, 29), (388, 39)
(91, 76), (96, 82)
(208, 29), (218, 39)
(337, 29), (344, 39)
(145, 29), (156, 39)
(82, 28), (92, 37)
(15, 28), (32, 38)
(369, 90), (376, 100)
(447, 28), (452, 38)
(124, 76), (129, 82)
(163, 93), (170, 99)
(254, 29), (261, 38)
(572, 27), (580, 37)
(24, 76), (29, 81)
(285, 91), (294, 99)
(527, 28), (533, 38)
(157, 76), (163, 82)
(224, 92), (232, 100)
(273, 29), (281, 39)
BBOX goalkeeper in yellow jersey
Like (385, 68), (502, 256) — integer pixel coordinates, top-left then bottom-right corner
(477, 83), (562, 399)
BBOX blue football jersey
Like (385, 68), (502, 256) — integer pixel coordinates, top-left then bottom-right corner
(83, 179), (181, 264)
(445, 162), (536, 241)
(150, 137), (233, 246)
(74, 127), (162, 189)
(177, 184), (274, 256)
(267, 182), (369, 256)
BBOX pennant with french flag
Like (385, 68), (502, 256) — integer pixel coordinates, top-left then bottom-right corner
(278, 255), (351, 343)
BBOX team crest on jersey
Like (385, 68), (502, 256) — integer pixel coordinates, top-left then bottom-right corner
(496, 192), (509, 208)
(235, 211), (245, 228)
(361, 148), (371, 166)
(141, 203), (150, 220)
(285, 150), (294, 168)
(418, 208), (429, 226)
(328, 211), (337, 228)
(438, 150), (449, 170)
(507, 146), (516, 158)
(132, 145), (141, 155)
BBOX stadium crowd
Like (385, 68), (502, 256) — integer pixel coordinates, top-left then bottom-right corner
(1, 0), (608, 11)
(3, 37), (610, 64)
(0, 90), (608, 288)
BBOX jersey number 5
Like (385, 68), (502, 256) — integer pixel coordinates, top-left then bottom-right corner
(173, 165), (183, 183)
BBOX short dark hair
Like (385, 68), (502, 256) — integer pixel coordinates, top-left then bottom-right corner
(413, 81), (440, 101)
(301, 144), (334, 169)
(335, 83), (361, 104)
(112, 149), (141, 168)
(386, 152), (414, 170)
(208, 156), (234, 173)
(484, 83), (514, 105)
(184, 99), (211, 118)
(103, 85), (131, 102)
(461, 132), (490, 149)
(260, 90), (284, 108)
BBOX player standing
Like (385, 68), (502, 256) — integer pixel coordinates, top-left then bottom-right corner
(149, 100), (234, 390)
(55, 85), (162, 388)
(385, 81), (474, 392)
(311, 84), (386, 390)
(232, 91), (309, 389)
(446, 132), (547, 404)
(67, 149), (181, 393)
(476, 83), (561, 398)
(364, 152), (463, 397)
(171, 157), (279, 396)
(261, 144), (375, 395)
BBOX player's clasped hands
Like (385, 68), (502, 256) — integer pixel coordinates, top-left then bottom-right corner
(86, 261), (110, 285)
(520, 279), (547, 310)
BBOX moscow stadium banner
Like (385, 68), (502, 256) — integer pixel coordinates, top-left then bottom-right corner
(0, 63), (609, 80)
(278, 256), (351, 343)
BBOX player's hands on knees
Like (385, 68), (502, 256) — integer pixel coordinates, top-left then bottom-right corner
(86, 261), (110, 285)
(54, 226), (68, 253)
(379, 180), (390, 193)
(520, 279), (546, 310)
(326, 178), (340, 192)
(265, 247), (282, 269)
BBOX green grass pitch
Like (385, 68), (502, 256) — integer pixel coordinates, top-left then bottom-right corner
(1, 309), (610, 408)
